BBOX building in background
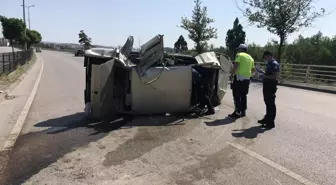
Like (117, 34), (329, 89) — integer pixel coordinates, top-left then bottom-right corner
(0, 25), (9, 46)
(0, 38), (9, 47)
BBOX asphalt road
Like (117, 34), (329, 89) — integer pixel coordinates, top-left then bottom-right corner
(1, 50), (336, 185)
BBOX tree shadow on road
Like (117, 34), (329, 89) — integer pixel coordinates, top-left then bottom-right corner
(231, 125), (269, 139)
(3, 112), (189, 185)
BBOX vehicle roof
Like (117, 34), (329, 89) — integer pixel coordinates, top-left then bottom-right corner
(84, 48), (116, 58)
(166, 53), (193, 58)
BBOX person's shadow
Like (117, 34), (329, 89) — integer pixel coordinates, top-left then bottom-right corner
(204, 117), (235, 126)
(231, 125), (270, 139)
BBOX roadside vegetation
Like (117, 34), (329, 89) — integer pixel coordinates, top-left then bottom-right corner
(0, 16), (42, 52)
(0, 15), (40, 93)
(178, 0), (333, 67)
(78, 30), (92, 50)
(16, 0), (334, 67)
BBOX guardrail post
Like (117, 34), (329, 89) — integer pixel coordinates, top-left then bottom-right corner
(8, 53), (11, 73)
(305, 66), (311, 83)
(279, 63), (283, 83)
(2, 54), (4, 74)
(15, 52), (18, 69)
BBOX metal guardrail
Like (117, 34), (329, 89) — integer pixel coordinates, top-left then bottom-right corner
(255, 62), (336, 85)
(0, 50), (33, 75)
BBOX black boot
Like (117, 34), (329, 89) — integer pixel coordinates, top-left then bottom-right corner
(228, 111), (241, 119)
(258, 116), (267, 124)
(258, 118), (275, 129)
(258, 119), (266, 124)
(205, 108), (215, 115)
(261, 121), (275, 129)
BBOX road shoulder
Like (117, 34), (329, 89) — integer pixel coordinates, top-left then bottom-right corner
(252, 79), (336, 94)
(0, 53), (37, 104)
(0, 53), (43, 151)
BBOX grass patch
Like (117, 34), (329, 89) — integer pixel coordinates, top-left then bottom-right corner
(0, 53), (37, 90)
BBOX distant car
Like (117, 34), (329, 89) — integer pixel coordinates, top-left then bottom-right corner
(74, 49), (85, 56)
(35, 47), (42, 52)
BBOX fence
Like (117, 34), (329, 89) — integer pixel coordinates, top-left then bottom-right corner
(255, 62), (336, 85)
(41, 47), (75, 53)
(0, 50), (33, 75)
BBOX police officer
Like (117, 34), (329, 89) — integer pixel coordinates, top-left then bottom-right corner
(258, 51), (280, 129)
(229, 44), (255, 118)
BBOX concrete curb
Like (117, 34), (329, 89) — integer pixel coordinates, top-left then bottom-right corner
(1, 55), (44, 152)
(278, 83), (336, 94)
(251, 79), (336, 94)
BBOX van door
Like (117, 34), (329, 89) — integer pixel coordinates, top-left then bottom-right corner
(194, 52), (231, 103)
(217, 54), (232, 101)
(137, 35), (164, 76)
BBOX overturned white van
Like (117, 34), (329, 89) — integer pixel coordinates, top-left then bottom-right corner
(83, 35), (231, 120)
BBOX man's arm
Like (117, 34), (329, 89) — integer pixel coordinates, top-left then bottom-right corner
(231, 54), (241, 75)
(231, 62), (239, 75)
(251, 68), (256, 74)
(251, 60), (256, 76)
(264, 72), (279, 80)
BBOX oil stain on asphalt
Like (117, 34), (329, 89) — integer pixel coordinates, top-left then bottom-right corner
(103, 116), (199, 167)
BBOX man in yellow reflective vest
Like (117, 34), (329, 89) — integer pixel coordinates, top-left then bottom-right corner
(229, 44), (255, 118)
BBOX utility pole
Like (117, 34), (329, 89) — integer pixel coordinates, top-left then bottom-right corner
(26, 5), (35, 29)
(22, 0), (27, 50)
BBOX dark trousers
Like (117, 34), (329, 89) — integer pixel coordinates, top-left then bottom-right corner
(232, 76), (250, 113)
(263, 80), (277, 123)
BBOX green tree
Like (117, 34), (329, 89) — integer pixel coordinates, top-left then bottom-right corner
(180, 0), (218, 54)
(0, 16), (26, 52)
(225, 17), (246, 59)
(26, 30), (42, 48)
(78, 30), (92, 50)
(209, 44), (215, 51)
(240, 0), (325, 62)
(246, 32), (336, 68)
(19, 29), (42, 48)
(174, 35), (188, 53)
(212, 46), (229, 55)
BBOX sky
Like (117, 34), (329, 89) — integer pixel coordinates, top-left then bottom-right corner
(1, 0), (335, 48)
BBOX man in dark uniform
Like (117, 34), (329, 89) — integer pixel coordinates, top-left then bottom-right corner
(258, 51), (280, 129)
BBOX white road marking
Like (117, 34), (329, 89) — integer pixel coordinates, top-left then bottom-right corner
(227, 141), (319, 185)
(1, 54), (44, 152)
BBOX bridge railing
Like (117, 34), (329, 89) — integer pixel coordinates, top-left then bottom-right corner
(255, 62), (336, 85)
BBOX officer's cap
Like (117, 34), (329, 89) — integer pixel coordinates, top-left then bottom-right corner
(238, 44), (248, 50)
